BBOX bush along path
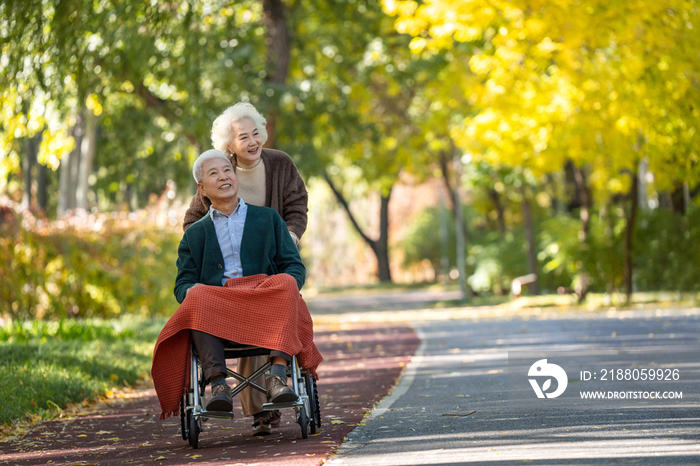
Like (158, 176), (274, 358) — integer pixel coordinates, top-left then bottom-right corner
(0, 322), (419, 465)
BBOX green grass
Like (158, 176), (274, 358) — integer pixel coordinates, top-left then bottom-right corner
(0, 316), (166, 425)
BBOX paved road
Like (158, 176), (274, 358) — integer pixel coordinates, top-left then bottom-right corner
(327, 308), (700, 465)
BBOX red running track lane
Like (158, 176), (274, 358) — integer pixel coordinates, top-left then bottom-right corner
(0, 322), (419, 466)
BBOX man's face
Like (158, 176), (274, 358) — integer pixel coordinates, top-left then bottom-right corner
(226, 116), (263, 165)
(197, 157), (238, 203)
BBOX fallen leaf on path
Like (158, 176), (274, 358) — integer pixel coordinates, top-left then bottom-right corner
(331, 420), (344, 424)
(154, 457), (166, 461)
(95, 431), (112, 435)
(441, 410), (477, 417)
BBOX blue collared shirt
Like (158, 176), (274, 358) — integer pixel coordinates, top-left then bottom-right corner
(209, 199), (248, 285)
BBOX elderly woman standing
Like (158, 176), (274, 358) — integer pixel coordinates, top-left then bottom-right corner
(183, 102), (308, 435)
(184, 103), (307, 243)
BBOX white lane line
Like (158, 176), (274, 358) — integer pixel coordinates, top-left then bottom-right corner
(370, 324), (427, 419)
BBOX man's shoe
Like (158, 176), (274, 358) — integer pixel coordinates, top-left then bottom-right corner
(206, 383), (233, 412)
(266, 374), (298, 403)
(251, 416), (272, 436)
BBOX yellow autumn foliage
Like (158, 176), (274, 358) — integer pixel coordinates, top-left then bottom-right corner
(0, 199), (182, 321)
(384, 0), (700, 198)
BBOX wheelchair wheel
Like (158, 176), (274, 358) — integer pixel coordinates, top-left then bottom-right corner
(312, 376), (321, 428)
(189, 413), (200, 449)
(304, 374), (319, 434)
(298, 406), (309, 439)
(180, 395), (188, 441)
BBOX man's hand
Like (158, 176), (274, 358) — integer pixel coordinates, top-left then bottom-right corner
(186, 283), (205, 296)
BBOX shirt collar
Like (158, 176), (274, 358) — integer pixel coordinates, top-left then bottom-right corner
(209, 198), (245, 219)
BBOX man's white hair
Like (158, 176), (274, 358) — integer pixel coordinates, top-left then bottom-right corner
(192, 149), (232, 183)
(211, 102), (268, 155)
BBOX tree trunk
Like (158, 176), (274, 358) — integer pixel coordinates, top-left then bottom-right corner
(58, 110), (84, 215)
(637, 158), (648, 212)
(323, 171), (393, 282)
(76, 112), (98, 210)
(603, 200), (615, 294)
(520, 184), (540, 295)
(37, 162), (48, 213)
(69, 113), (83, 210)
(58, 150), (71, 215)
(569, 162), (591, 301)
(624, 171), (639, 303)
(670, 181), (687, 214)
(376, 192), (392, 282)
(262, 0), (291, 148)
(21, 135), (39, 209)
(488, 187), (507, 238)
(438, 151), (469, 242)
(438, 196), (449, 281)
(570, 162), (591, 240)
(452, 155), (469, 300)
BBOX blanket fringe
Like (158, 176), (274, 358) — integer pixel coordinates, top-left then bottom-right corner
(159, 409), (178, 421)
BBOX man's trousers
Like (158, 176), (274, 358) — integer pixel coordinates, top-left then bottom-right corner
(191, 330), (291, 417)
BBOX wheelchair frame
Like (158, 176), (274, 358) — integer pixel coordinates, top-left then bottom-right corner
(180, 344), (321, 449)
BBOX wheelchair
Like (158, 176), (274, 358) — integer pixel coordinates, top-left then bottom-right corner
(180, 342), (321, 449)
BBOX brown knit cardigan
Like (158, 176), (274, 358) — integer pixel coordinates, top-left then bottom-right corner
(183, 149), (308, 238)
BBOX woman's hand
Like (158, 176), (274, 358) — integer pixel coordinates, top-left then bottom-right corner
(289, 231), (300, 247)
(186, 283), (205, 296)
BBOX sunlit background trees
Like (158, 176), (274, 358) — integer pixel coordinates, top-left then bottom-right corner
(2, 0), (699, 321)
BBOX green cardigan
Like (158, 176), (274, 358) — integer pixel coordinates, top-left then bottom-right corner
(174, 204), (306, 304)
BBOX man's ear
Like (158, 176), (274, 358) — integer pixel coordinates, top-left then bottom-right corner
(197, 183), (208, 199)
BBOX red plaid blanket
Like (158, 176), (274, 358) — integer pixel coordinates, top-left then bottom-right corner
(151, 274), (323, 420)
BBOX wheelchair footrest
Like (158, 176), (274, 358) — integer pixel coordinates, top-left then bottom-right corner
(195, 410), (234, 421)
(262, 400), (301, 410)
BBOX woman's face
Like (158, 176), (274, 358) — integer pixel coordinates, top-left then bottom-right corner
(227, 117), (263, 165)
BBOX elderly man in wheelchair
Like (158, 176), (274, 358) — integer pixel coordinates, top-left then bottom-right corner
(151, 150), (322, 448)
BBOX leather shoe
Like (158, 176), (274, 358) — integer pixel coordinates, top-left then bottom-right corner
(269, 409), (282, 427)
(251, 418), (272, 436)
(266, 374), (297, 403)
(207, 382), (233, 412)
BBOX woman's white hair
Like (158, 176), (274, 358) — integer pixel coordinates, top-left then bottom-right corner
(211, 102), (268, 155)
(192, 149), (232, 183)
